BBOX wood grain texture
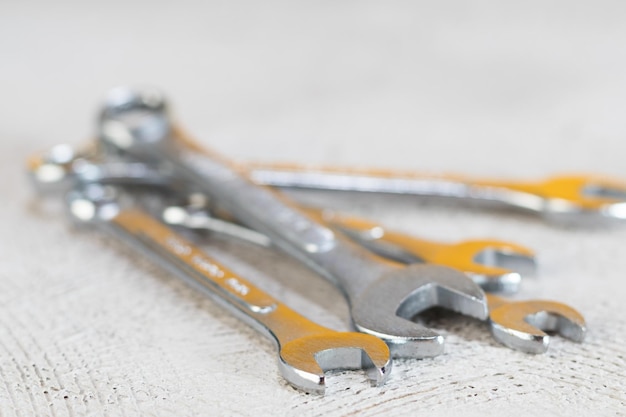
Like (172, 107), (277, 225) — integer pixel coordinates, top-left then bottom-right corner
(1, 1), (626, 415)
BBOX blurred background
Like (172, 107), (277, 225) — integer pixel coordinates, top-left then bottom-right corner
(3, 1), (626, 176)
(1, 1), (625, 416)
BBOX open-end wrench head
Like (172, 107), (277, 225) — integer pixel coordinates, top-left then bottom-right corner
(462, 240), (537, 293)
(536, 175), (626, 223)
(489, 299), (586, 354)
(278, 332), (391, 394)
(351, 264), (488, 358)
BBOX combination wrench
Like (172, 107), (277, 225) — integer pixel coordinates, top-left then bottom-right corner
(97, 86), (489, 359)
(246, 163), (626, 223)
(30, 143), (626, 223)
(65, 184), (392, 394)
(164, 203), (536, 294)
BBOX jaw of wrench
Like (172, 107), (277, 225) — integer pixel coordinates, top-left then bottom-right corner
(245, 163), (626, 224)
(486, 294), (586, 354)
(64, 184), (392, 394)
(97, 86), (489, 359)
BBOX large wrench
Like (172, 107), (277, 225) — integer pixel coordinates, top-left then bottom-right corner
(97, 86), (488, 358)
(65, 184), (392, 394)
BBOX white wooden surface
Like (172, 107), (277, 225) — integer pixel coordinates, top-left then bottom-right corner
(1, 1), (625, 415)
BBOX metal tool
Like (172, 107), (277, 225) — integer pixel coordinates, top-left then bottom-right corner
(65, 184), (392, 394)
(29, 143), (626, 224)
(486, 294), (586, 353)
(161, 202), (535, 293)
(311, 210), (536, 294)
(97, 86), (489, 359)
(246, 162), (626, 223)
(160, 202), (585, 353)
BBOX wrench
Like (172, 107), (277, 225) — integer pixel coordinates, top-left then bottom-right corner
(30, 143), (626, 224)
(65, 184), (392, 394)
(162, 202), (535, 294)
(245, 163), (626, 223)
(317, 211), (536, 294)
(157, 201), (585, 353)
(28, 150), (533, 293)
(98, 86), (489, 358)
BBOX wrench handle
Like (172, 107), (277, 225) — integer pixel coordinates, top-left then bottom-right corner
(154, 127), (392, 297)
(106, 207), (328, 344)
(171, 128), (338, 255)
(247, 162), (502, 197)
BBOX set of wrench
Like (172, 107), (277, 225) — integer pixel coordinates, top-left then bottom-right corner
(28, 87), (626, 394)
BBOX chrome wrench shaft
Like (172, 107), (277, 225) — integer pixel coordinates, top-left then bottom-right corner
(246, 163), (626, 223)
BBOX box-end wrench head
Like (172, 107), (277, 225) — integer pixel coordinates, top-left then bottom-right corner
(65, 185), (392, 394)
(487, 294), (586, 354)
(97, 86), (489, 359)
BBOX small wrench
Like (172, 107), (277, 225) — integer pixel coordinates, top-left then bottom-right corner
(486, 294), (586, 353)
(65, 184), (392, 394)
(98, 86), (489, 358)
(158, 202), (584, 353)
(315, 211), (536, 294)
(245, 163), (626, 223)
(162, 202), (535, 293)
